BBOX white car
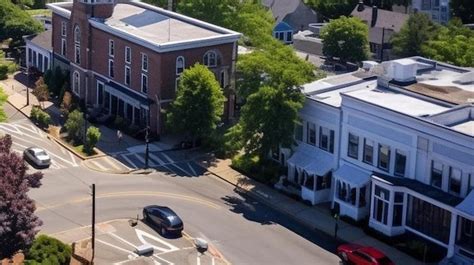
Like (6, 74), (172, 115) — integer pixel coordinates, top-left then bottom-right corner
(23, 147), (51, 168)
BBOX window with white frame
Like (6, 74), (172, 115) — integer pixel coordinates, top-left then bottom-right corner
(74, 25), (80, 44)
(108, 59), (114, 78)
(372, 185), (389, 225)
(73, 71), (80, 95)
(61, 39), (67, 56)
(319, 127), (334, 153)
(393, 192), (404, 226)
(347, 133), (359, 159)
(141, 74), (148, 94)
(363, 139), (374, 164)
(61, 21), (67, 36)
(176, 56), (184, 75)
(378, 144), (390, 171)
(449, 167), (462, 195)
(175, 77), (180, 91)
(203, 51), (217, 67)
(141, 53), (148, 71)
(431, 161), (443, 188)
(74, 45), (80, 64)
(109, 39), (114, 57)
(306, 122), (316, 146)
(125, 46), (131, 64)
(394, 150), (407, 177)
(124, 65), (131, 86)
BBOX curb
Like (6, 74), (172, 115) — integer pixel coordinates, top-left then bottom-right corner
(46, 134), (107, 161)
(82, 158), (132, 175)
(197, 161), (346, 243)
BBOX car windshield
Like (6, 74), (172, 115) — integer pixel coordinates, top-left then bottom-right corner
(36, 151), (47, 156)
(166, 215), (181, 225)
(377, 256), (392, 265)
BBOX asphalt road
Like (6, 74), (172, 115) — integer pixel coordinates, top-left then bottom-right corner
(4, 103), (341, 265)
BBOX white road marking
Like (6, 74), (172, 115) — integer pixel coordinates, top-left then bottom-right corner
(16, 124), (45, 136)
(96, 239), (138, 257)
(102, 157), (126, 171)
(8, 133), (40, 146)
(121, 154), (138, 168)
(91, 160), (108, 171)
(108, 232), (139, 249)
(135, 229), (179, 253)
(171, 163), (192, 176)
(196, 254), (201, 265)
(0, 124), (44, 141)
(187, 163), (197, 176)
(134, 153), (145, 164)
(149, 153), (164, 165)
(12, 141), (29, 149)
(161, 153), (173, 164)
(46, 150), (78, 167)
(212, 257), (215, 265)
(153, 254), (174, 265)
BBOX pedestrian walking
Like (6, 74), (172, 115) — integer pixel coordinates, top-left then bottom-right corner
(117, 130), (123, 145)
(334, 213), (339, 238)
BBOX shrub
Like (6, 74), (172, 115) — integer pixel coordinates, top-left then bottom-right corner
(64, 109), (84, 143)
(30, 106), (51, 128)
(0, 64), (8, 80)
(25, 235), (72, 265)
(84, 126), (101, 154)
(60, 91), (73, 117)
(231, 154), (281, 185)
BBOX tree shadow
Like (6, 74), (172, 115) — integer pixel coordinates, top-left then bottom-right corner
(221, 188), (344, 254)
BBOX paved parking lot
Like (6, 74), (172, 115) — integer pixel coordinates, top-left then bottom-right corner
(90, 220), (226, 265)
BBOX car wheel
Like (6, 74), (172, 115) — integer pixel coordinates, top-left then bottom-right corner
(338, 252), (348, 264)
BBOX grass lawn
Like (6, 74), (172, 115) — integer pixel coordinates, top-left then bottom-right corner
(72, 144), (97, 157)
(26, 9), (52, 17)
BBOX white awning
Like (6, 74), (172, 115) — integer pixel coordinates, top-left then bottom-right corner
(456, 190), (474, 217)
(286, 144), (335, 176)
(334, 164), (371, 187)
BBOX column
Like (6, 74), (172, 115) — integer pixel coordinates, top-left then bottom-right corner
(447, 213), (458, 258)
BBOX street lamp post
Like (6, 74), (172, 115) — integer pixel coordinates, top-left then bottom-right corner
(144, 126), (149, 169)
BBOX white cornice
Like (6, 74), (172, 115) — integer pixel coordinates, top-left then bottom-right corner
(46, 2), (72, 19)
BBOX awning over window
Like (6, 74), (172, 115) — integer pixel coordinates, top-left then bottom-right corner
(334, 164), (371, 187)
(286, 144), (335, 176)
(456, 190), (474, 218)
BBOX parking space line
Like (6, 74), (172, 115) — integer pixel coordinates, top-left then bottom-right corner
(16, 124), (45, 136)
(96, 239), (138, 257)
(108, 232), (139, 249)
(153, 254), (174, 265)
(0, 124), (44, 141)
(9, 134), (40, 146)
(121, 154), (138, 168)
(47, 151), (78, 167)
(197, 254), (201, 265)
(135, 229), (180, 253)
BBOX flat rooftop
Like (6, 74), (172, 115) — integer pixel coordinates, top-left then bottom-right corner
(105, 3), (222, 44)
(344, 82), (450, 117)
(451, 120), (474, 136)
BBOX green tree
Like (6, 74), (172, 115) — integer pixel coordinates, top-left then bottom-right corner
(32, 77), (49, 109)
(0, 86), (7, 122)
(237, 42), (318, 99)
(0, 64), (7, 80)
(451, 0), (474, 24)
(166, 64), (225, 146)
(305, 0), (359, 20)
(391, 12), (439, 57)
(320, 16), (369, 64)
(142, 0), (168, 8)
(0, 0), (43, 47)
(25, 235), (71, 265)
(85, 126), (101, 154)
(64, 109), (84, 143)
(422, 19), (474, 67)
(227, 86), (304, 161)
(176, 0), (274, 47)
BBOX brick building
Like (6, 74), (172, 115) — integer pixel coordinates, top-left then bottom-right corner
(47, 0), (240, 134)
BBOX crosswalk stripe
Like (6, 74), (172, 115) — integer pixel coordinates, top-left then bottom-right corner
(102, 157), (127, 171)
(134, 153), (145, 164)
(170, 163), (192, 176)
(121, 154), (138, 168)
(160, 153), (173, 164)
(187, 163), (197, 176)
(149, 153), (164, 165)
(91, 160), (108, 171)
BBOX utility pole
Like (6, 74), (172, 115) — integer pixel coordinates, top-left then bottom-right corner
(91, 183), (96, 263)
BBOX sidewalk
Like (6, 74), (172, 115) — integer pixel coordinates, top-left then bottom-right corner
(196, 157), (426, 265)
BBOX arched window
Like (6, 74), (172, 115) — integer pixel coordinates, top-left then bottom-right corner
(203, 51), (219, 67)
(176, 56), (185, 75)
(73, 71), (80, 95)
(74, 25), (80, 44)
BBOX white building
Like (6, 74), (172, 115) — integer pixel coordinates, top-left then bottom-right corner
(24, 30), (52, 73)
(280, 57), (474, 264)
(412, 0), (450, 24)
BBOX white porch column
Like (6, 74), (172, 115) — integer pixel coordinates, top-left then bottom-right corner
(447, 212), (458, 258)
(355, 187), (360, 207)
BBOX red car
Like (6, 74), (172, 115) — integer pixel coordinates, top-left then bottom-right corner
(337, 244), (395, 265)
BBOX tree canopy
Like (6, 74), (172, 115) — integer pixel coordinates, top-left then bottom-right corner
(0, 0), (43, 46)
(422, 19), (474, 67)
(320, 16), (369, 64)
(0, 134), (43, 258)
(166, 64), (225, 144)
(176, 0), (274, 47)
(391, 12), (439, 57)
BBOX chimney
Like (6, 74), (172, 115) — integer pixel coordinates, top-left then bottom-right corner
(371, 6), (378, 27)
(357, 0), (365, 12)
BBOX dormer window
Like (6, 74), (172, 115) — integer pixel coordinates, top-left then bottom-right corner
(176, 56), (184, 75)
(203, 51), (219, 67)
